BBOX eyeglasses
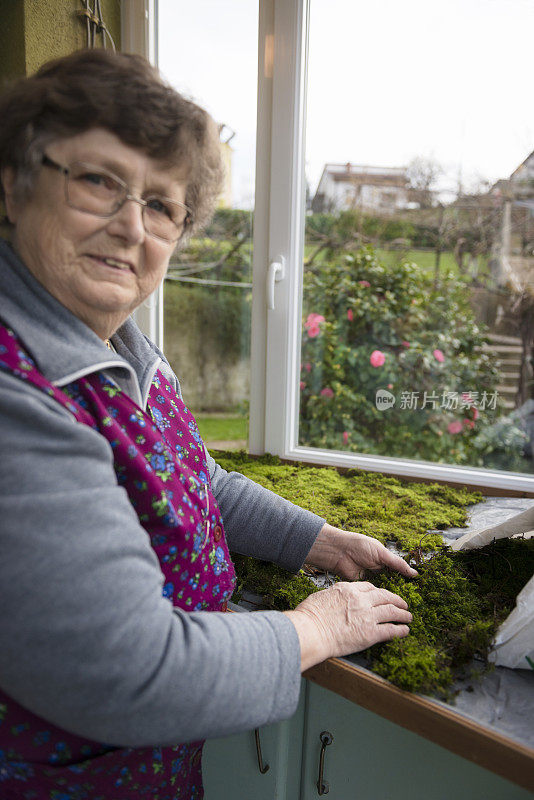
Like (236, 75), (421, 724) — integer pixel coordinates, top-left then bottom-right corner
(41, 154), (193, 242)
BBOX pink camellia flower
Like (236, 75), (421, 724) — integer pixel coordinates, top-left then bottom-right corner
(471, 406), (479, 421)
(433, 349), (445, 363)
(302, 361), (312, 373)
(305, 312), (325, 328)
(300, 381), (306, 391)
(342, 431), (349, 445)
(304, 312), (325, 339)
(347, 308), (354, 321)
(401, 341), (410, 348)
(358, 280), (371, 288)
(463, 418), (475, 429)
(370, 350), (386, 368)
(388, 383), (393, 390)
(447, 420), (463, 435)
(320, 387), (334, 398)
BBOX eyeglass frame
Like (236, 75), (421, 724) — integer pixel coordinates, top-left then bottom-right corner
(41, 153), (193, 242)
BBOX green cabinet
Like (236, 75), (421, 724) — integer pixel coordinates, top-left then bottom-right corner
(203, 680), (534, 799)
(203, 688), (306, 799)
(299, 683), (533, 800)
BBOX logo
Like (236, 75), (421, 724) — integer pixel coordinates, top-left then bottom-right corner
(375, 389), (395, 411)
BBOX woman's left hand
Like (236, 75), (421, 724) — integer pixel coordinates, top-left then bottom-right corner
(306, 523), (418, 581)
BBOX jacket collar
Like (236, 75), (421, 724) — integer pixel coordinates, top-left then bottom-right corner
(0, 238), (159, 405)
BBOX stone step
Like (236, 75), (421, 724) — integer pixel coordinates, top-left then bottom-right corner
(489, 351), (521, 362)
(497, 384), (517, 396)
(487, 333), (522, 346)
(481, 344), (523, 354)
(480, 356), (522, 373)
(495, 358), (523, 368)
(498, 376), (520, 389)
(498, 397), (516, 410)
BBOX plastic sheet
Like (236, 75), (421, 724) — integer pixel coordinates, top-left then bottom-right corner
(489, 574), (534, 670)
(444, 499), (534, 671)
(450, 505), (534, 552)
(449, 662), (534, 749)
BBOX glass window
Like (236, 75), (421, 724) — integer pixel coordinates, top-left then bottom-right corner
(158, 0), (258, 450)
(297, 0), (534, 479)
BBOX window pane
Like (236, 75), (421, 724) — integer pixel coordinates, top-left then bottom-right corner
(158, 0), (258, 450)
(299, 0), (534, 475)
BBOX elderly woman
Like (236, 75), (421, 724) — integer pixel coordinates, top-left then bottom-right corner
(0, 49), (415, 799)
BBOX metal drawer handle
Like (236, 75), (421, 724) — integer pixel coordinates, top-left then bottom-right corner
(317, 730), (334, 795)
(254, 728), (270, 774)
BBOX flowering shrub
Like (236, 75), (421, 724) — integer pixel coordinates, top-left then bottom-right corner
(298, 247), (525, 468)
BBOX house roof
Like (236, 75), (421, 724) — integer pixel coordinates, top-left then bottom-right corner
(317, 162), (409, 191)
(509, 150), (534, 182)
(490, 151), (534, 199)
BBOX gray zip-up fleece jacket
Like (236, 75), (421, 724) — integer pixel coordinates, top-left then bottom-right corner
(0, 239), (325, 747)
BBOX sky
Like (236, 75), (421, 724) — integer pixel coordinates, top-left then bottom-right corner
(158, 0), (533, 208)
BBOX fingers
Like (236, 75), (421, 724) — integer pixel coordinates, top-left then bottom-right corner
(325, 530), (419, 581)
(374, 623), (411, 643)
(393, 555), (419, 578)
(348, 582), (408, 610)
(381, 549), (419, 578)
(370, 586), (409, 609)
(290, 580), (414, 664)
(374, 603), (413, 625)
(350, 580), (375, 592)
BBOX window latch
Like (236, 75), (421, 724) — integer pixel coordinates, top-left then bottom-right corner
(267, 257), (286, 310)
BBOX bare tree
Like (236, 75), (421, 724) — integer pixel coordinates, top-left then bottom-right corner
(407, 156), (443, 209)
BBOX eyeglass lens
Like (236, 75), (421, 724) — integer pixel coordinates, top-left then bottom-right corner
(65, 163), (189, 241)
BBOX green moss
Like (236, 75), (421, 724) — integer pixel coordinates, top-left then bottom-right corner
(232, 554), (322, 610)
(367, 539), (534, 697)
(219, 451), (534, 698)
(216, 450), (480, 552)
(371, 638), (452, 694)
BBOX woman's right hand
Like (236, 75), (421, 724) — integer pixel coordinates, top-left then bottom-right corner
(283, 581), (412, 671)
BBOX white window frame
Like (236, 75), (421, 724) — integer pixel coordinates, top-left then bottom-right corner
(122, 0), (164, 348)
(250, 0), (534, 493)
(138, 0), (532, 492)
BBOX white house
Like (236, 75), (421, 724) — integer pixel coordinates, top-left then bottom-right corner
(312, 162), (410, 214)
(489, 150), (534, 293)
(491, 150), (534, 201)
(509, 150), (534, 196)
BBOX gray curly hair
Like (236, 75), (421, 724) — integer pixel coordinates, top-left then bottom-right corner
(0, 49), (224, 240)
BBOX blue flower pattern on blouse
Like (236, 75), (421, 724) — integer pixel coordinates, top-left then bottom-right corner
(0, 324), (235, 799)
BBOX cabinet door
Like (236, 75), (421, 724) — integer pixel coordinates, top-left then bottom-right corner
(203, 684), (305, 800)
(300, 683), (534, 800)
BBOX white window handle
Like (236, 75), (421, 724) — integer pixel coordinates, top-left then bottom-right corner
(267, 257), (286, 310)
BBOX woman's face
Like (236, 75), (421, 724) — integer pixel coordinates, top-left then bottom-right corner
(3, 128), (187, 339)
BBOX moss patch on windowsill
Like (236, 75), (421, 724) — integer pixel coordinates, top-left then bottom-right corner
(215, 450), (482, 553)
(367, 538), (534, 697)
(215, 451), (534, 699)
